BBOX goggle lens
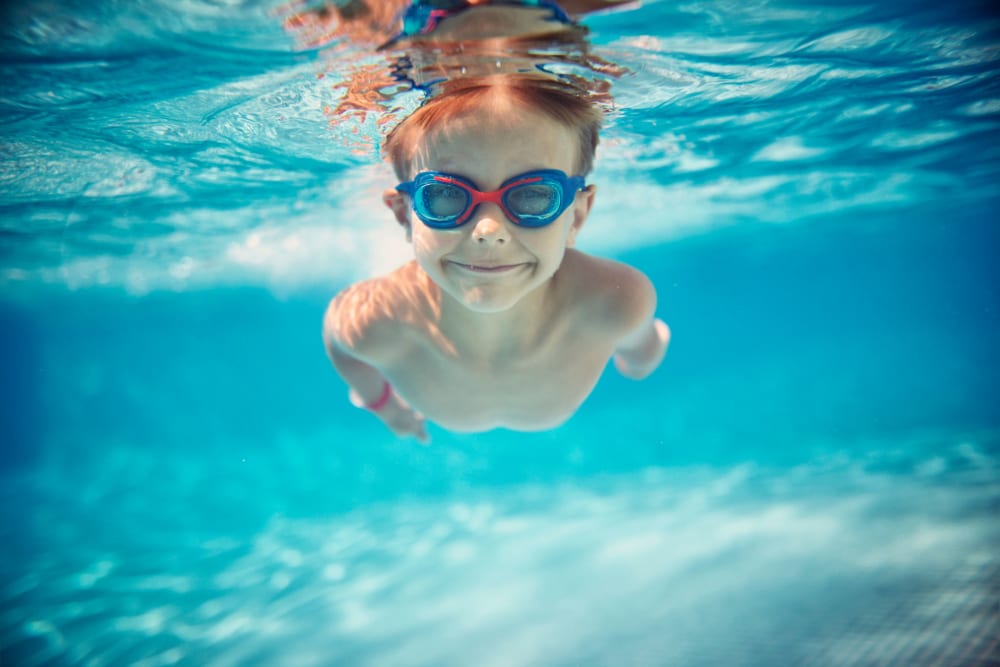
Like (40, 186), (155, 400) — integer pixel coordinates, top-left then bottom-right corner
(506, 182), (561, 220)
(421, 182), (469, 221)
(399, 169), (584, 229)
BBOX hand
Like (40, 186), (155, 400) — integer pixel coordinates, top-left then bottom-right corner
(373, 393), (430, 444)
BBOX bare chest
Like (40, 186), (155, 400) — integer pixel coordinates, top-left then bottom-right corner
(384, 330), (615, 432)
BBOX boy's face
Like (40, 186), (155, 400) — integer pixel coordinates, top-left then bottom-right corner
(384, 106), (596, 313)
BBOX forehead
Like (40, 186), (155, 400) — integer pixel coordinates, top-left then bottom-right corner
(409, 107), (579, 180)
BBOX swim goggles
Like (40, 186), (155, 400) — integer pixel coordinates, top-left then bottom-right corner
(396, 169), (586, 228)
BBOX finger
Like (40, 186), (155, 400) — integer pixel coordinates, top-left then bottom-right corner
(403, 414), (428, 444)
(384, 415), (412, 439)
(385, 415), (425, 443)
(409, 413), (429, 445)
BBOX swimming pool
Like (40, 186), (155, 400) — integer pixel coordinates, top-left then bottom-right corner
(2, 0), (998, 664)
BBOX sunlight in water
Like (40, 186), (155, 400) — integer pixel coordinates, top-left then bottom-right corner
(3, 432), (997, 665)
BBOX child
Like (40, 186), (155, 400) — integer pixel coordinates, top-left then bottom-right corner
(323, 75), (669, 442)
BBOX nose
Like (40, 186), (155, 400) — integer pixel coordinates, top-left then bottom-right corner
(469, 205), (511, 245)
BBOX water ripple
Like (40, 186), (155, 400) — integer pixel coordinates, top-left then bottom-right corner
(1, 0), (998, 292)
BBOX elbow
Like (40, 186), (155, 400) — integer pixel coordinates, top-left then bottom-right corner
(614, 355), (655, 380)
(614, 319), (670, 380)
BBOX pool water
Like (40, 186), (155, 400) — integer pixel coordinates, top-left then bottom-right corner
(2, 0), (998, 665)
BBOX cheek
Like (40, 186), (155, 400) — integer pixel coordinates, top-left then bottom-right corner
(412, 227), (459, 260)
(525, 232), (570, 269)
(543, 215), (578, 251)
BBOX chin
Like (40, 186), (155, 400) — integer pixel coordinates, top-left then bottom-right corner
(456, 288), (524, 313)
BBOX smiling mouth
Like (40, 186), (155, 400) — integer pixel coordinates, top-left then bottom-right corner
(450, 261), (527, 273)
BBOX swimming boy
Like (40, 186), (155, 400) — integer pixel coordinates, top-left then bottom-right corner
(323, 75), (669, 442)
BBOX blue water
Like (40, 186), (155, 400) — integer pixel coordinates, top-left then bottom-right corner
(2, 0), (999, 665)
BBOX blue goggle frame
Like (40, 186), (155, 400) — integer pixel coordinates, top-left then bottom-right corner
(396, 169), (587, 229)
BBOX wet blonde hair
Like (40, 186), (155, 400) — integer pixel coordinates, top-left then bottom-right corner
(383, 75), (603, 180)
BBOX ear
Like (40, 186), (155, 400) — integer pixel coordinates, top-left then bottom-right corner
(383, 188), (413, 242)
(566, 184), (596, 248)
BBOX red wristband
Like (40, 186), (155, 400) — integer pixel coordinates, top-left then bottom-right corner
(365, 381), (392, 411)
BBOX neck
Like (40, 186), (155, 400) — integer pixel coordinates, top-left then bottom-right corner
(437, 274), (558, 367)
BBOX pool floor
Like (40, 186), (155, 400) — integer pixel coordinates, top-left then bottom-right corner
(3, 429), (997, 666)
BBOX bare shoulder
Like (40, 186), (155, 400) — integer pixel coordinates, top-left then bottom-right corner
(560, 249), (657, 335)
(323, 262), (428, 362)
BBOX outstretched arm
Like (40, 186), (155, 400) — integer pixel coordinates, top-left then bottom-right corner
(593, 259), (670, 380)
(325, 344), (430, 444)
(323, 290), (429, 444)
(614, 317), (670, 379)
